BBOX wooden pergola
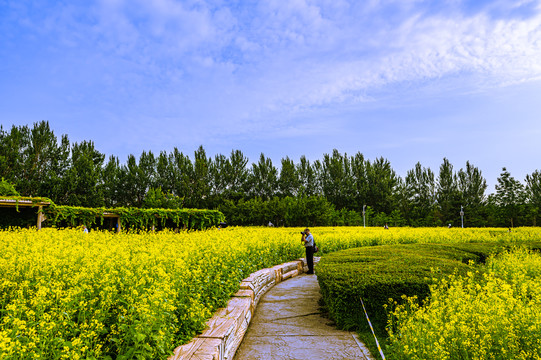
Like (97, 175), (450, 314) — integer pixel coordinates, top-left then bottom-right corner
(0, 198), (51, 230)
(0, 198), (122, 232)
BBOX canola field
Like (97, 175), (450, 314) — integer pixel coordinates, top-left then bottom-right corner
(0, 226), (540, 359)
(386, 247), (541, 359)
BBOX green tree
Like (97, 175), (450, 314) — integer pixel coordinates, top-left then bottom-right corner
(0, 122), (70, 201)
(457, 161), (488, 226)
(394, 177), (412, 224)
(227, 149), (250, 199)
(494, 167), (526, 227)
(102, 155), (121, 207)
(0, 124), (29, 189)
(120, 155), (143, 207)
(436, 158), (460, 226)
(350, 152), (368, 211)
(189, 145), (211, 208)
(171, 148), (193, 203)
(21, 121), (70, 199)
(278, 156), (299, 197)
(62, 141), (105, 207)
(320, 149), (353, 210)
(154, 151), (176, 195)
(404, 162), (436, 226)
(248, 153), (278, 200)
(365, 157), (398, 214)
(209, 153), (228, 199)
(525, 170), (541, 226)
(296, 155), (317, 196)
(208, 149), (249, 204)
(139, 151), (157, 189)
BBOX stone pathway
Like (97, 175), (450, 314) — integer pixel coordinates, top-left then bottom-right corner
(234, 274), (374, 360)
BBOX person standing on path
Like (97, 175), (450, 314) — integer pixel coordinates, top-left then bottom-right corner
(301, 228), (315, 274)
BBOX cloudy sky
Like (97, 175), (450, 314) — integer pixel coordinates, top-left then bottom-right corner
(1, 0), (541, 191)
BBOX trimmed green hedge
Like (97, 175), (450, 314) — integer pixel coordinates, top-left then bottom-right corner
(317, 242), (517, 335)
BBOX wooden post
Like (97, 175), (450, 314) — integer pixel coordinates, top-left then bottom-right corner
(117, 217), (121, 233)
(37, 206), (43, 230)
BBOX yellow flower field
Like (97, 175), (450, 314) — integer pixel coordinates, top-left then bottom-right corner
(386, 248), (541, 359)
(0, 226), (539, 359)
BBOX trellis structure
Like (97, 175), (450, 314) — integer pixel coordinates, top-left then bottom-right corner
(0, 196), (224, 231)
(0, 197), (51, 229)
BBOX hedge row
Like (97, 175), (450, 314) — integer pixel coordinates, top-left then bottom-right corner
(316, 241), (541, 338)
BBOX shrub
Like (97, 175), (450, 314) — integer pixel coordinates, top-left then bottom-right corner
(316, 243), (503, 334)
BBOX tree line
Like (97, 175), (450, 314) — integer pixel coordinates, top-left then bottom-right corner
(1, 121), (540, 227)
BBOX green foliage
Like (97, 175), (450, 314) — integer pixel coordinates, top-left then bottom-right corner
(218, 197), (401, 227)
(4, 121), (541, 227)
(44, 205), (224, 230)
(0, 122), (70, 201)
(457, 160), (488, 226)
(278, 156), (299, 197)
(526, 171), (541, 227)
(495, 167), (527, 228)
(142, 187), (184, 209)
(62, 140), (105, 207)
(0, 195), (52, 207)
(0, 178), (19, 196)
(248, 153), (278, 200)
(317, 238), (541, 357)
(317, 244), (490, 333)
(436, 158), (460, 225)
(218, 196), (336, 227)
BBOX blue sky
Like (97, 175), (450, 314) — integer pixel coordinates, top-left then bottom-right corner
(1, 0), (541, 192)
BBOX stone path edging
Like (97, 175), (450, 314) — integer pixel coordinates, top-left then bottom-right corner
(168, 257), (321, 360)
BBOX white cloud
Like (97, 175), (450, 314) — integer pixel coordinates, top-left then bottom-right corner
(235, 3), (541, 119)
(69, 1), (541, 138)
(4, 0), (541, 152)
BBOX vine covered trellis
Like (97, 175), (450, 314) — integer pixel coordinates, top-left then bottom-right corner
(45, 205), (225, 230)
(0, 196), (225, 231)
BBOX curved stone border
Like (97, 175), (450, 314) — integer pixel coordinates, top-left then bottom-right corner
(168, 256), (321, 360)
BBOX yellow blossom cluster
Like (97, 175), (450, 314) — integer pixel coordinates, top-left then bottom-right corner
(0, 226), (312, 359)
(0, 226), (538, 359)
(386, 247), (541, 359)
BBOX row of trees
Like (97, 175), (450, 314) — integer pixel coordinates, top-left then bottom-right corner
(1, 121), (540, 227)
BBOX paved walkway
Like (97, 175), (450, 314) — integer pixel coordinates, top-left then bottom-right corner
(234, 274), (374, 360)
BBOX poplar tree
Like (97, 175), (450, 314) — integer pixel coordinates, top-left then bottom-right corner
(248, 153), (278, 200)
(436, 158), (460, 225)
(494, 167), (526, 227)
(525, 170), (541, 225)
(278, 156), (299, 198)
(405, 162), (436, 226)
(457, 161), (487, 226)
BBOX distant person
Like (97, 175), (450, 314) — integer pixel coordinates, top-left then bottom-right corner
(301, 228), (315, 274)
(83, 225), (88, 233)
(448, 224), (452, 228)
(267, 221), (274, 227)
(384, 223), (389, 230)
